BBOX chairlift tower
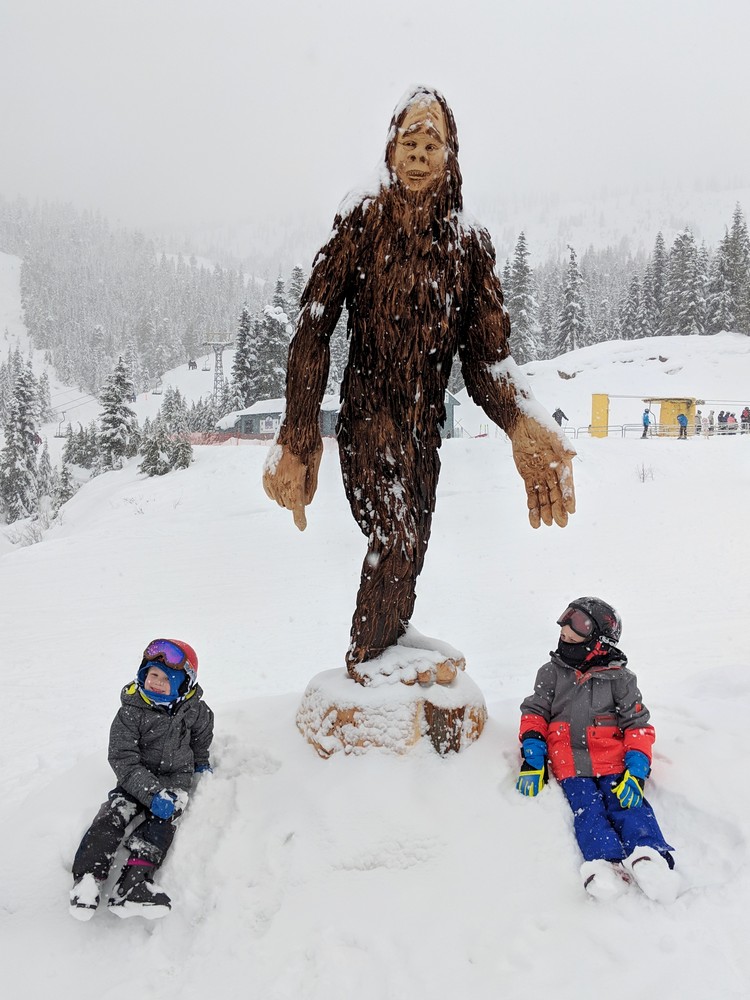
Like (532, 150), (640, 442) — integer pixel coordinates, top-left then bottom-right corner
(202, 340), (234, 402)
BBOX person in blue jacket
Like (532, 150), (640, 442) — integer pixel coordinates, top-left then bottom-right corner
(676, 412), (688, 439)
(641, 408), (651, 438)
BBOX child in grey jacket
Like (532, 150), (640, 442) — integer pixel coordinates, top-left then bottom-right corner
(69, 639), (213, 920)
(516, 598), (678, 902)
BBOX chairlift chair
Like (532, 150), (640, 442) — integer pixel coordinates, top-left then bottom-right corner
(201, 355), (211, 371)
(152, 379), (164, 396)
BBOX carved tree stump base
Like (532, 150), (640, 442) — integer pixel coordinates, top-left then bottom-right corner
(296, 667), (488, 758)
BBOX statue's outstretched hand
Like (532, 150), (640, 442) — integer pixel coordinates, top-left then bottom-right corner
(511, 414), (576, 528)
(263, 441), (323, 531)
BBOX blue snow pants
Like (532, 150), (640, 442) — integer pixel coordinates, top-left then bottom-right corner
(560, 775), (674, 863)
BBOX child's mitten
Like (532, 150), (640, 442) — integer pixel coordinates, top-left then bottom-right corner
(521, 736), (547, 770)
(516, 760), (547, 796)
(612, 750), (650, 809)
(150, 789), (178, 819)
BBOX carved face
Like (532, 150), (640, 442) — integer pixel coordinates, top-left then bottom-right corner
(390, 100), (448, 192)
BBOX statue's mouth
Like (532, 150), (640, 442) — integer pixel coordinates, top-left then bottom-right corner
(406, 170), (428, 178)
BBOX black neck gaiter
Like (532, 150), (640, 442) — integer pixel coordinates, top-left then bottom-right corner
(555, 640), (590, 666)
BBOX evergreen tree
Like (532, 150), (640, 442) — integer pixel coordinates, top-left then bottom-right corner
(652, 232), (668, 334)
(287, 266), (306, 325)
(36, 438), (54, 502)
(230, 305), (260, 407)
(0, 363), (40, 522)
(99, 356), (137, 469)
(326, 311), (349, 395)
(53, 463), (77, 512)
(506, 232), (539, 363)
(272, 276), (289, 314)
(256, 308), (290, 399)
(555, 246), (586, 355)
(727, 203), (750, 331)
(706, 234), (736, 333)
(618, 276), (641, 340)
(663, 229), (705, 336)
(639, 263), (657, 338)
(138, 423), (171, 476)
(169, 431), (193, 470)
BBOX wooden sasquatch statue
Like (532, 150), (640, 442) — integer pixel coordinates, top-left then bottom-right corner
(264, 86), (576, 686)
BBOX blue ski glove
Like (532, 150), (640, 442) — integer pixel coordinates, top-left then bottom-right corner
(194, 763), (213, 774)
(516, 760), (547, 797)
(521, 736), (548, 770)
(612, 752), (649, 809)
(150, 789), (178, 819)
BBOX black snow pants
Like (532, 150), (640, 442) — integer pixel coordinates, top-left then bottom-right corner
(72, 787), (178, 881)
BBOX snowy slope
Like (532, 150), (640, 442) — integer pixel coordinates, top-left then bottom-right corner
(2, 253), (750, 1000)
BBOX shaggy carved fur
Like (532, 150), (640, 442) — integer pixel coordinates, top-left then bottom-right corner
(277, 87), (525, 674)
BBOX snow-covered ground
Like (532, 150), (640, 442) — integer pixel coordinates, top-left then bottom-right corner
(1, 256), (750, 998)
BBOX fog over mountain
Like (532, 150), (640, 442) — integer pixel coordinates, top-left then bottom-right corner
(2, 0), (748, 265)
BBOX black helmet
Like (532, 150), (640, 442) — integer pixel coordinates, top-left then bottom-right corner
(557, 597), (622, 647)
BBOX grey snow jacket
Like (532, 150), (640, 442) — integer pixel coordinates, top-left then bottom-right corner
(108, 682), (214, 806)
(519, 651), (655, 780)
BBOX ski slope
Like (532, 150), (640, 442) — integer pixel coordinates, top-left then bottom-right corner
(1, 255), (750, 999)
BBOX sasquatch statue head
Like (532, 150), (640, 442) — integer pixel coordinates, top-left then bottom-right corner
(385, 87), (463, 214)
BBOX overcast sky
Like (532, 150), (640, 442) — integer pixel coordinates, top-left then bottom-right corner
(1, 0), (749, 238)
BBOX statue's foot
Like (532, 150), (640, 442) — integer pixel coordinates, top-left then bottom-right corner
(346, 637), (465, 689)
(416, 657), (464, 687)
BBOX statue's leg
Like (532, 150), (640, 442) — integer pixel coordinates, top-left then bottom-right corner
(338, 421), (439, 672)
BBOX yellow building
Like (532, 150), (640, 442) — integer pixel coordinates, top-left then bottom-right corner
(590, 395), (701, 437)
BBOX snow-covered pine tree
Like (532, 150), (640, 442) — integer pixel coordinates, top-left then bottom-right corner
(36, 438), (54, 505)
(506, 232), (539, 363)
(652, 232), (668, 334)
(83, 420), (101, 469)
(287, 266), (306, 326)
(662, 229), (705, 336)
(231, 305), (260, 407)
(99, 356), (137, 469)
(326, 311), (349, 395)
(0, 362), (41, 523)
(257, 306), (290, 400)
(53, 463), (77, 512)
(727, 203), (750, 332)
(38, 371), (54, 421)
(706, 233), (736, 333)
(169, 432), (193, 470)
(138, 422), (171, 476)
(535, 261), (564, 360)
(639, 262), (657, 338)
(618, 276), (641, 340)
(555, 246), (586, 356)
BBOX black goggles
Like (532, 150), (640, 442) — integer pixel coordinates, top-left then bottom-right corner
(557, 606), (595, 639)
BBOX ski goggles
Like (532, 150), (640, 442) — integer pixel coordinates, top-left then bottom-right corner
(143, 639), (187, 668)
(556, 606), (595, 639)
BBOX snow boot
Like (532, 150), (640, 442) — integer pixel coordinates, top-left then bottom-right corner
(69, 873), (103, 921)
(623, 846), (680, 904)
(580, 859), (631, 901)
(108, 860), (171, 919)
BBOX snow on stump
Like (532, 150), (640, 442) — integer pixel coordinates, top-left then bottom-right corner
(296, 662), (488, 758)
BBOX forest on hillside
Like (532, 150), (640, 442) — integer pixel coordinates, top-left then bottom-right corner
(1, 194), (749, 402)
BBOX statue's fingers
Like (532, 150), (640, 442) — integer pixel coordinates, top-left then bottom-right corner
(262, 470), (277, 503)
(559, 461), (576, 514)
(292, 501), (308, 532)
(525, 482), (541, 529)
(537, 487), (554, 527)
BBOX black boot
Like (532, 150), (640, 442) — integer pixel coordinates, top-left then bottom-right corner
(108, 861), (171, 919)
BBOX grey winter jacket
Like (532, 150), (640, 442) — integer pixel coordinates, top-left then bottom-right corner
(108, 682), (214, 806)
(519, 651), (655, 780)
